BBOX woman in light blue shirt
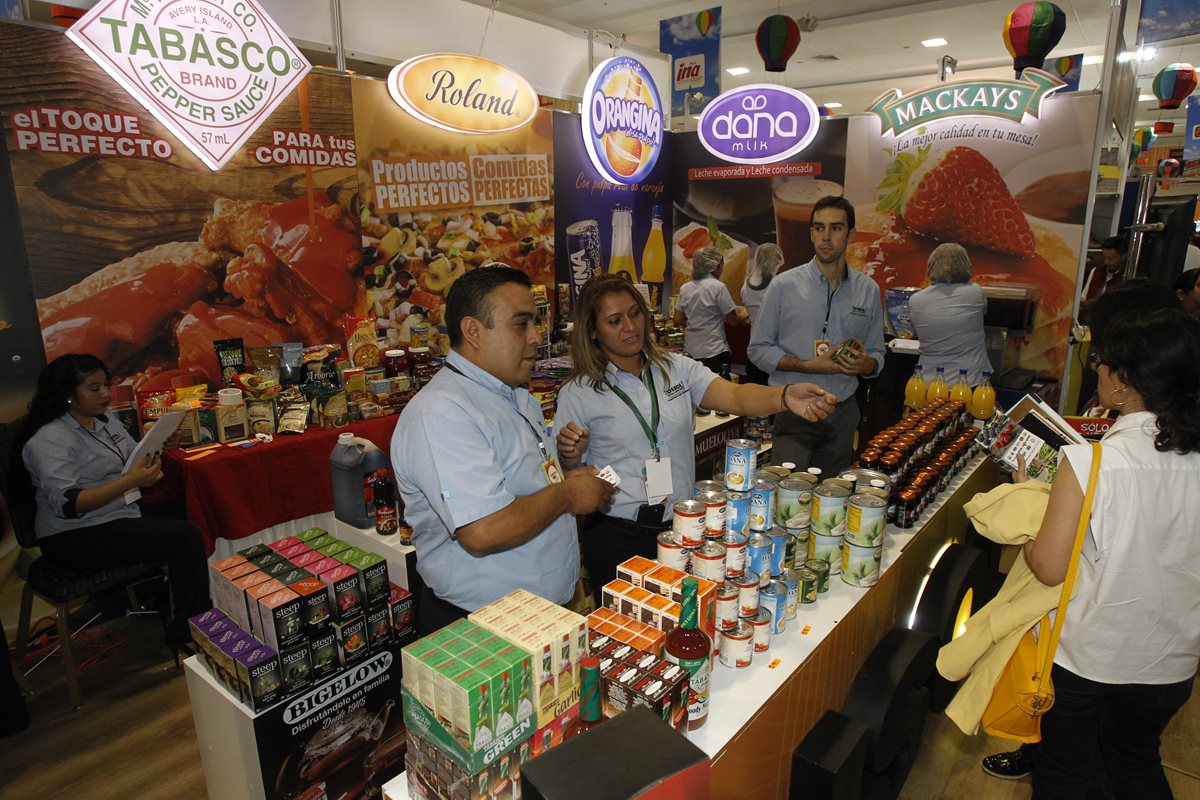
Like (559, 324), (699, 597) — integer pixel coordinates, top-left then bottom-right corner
(674, 246), (749, 378)
(555, 275), (836, 601)
(908, 243), (993, 385)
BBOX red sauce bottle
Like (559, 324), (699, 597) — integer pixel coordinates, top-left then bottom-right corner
(664, 577), (711, 731)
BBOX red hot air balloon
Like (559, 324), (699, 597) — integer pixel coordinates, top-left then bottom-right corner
(756, 15), (801, 73)
(1152, 63), (1198, 110)
(696, 10), (714, 37)
(1003, 2), (1066, 76)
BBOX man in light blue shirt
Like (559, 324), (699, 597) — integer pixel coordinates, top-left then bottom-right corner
(748, 196), (886, 474)
(391, 266), (614, 633)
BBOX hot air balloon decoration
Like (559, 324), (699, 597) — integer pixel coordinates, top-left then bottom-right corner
(1152, 63), (1198, 110)
(50, 4), (84, 27)
(756, 15), (801, 73)
(818, 106), (835, 117)
(1003, 2), (1066, 76)
(1154, 121), (1175, 135)
(1133, 126), (1157, 151)
(1158, 158), (1182, 179)
(1049, 54), (1079, 79)
(696, 9), (714, 37)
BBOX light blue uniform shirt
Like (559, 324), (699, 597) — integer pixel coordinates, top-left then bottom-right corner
(23, 413), (140, 540)
(747, 259), (886, 402)
(676, 275), (735, 358)
(907, 282), (993, 385)
(391, 350), (577, 611)
(553, 353), (718, 521)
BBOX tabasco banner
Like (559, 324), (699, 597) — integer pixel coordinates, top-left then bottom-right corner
(351, 76), (555, 353)
(849, 90), (1101, 381)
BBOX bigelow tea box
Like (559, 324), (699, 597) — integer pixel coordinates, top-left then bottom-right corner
(236, 645), (282, 712)
(320, 563), (363, 621)
(290, 550), (324, 570)
(348, 552), (390, 606)
(316, 539), (350, 559)
(308, 628), (338, 681)
(256, 587), (303, 651)
(187, 608), (225, 650)
(294, 527), (326, 543)
(268, 536), (302, 552)
(290, 576), (333, 632)
(236, 544), (271, 561)
(335, 546), (368, 564)
(389, 584), (415, 638)
(279, 639), (313, 695)
(212, 559), (256, 618)
(245, 579), (286, 638)
(333, 614), (368, 667)
(229, 570), (270, 632)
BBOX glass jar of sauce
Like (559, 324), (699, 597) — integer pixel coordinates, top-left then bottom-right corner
(383, 349), (409, 379)
(409, 346), (435, 388)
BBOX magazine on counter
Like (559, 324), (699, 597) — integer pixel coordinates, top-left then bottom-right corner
(976, 394), (1087, 482)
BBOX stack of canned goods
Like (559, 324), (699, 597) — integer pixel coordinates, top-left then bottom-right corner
(854, 401), (979, 529)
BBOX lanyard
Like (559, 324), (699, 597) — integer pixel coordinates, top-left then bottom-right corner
(444, 362), (549, 460)
(821, 272), (842, 339)
(605, 366), (661, 460)
(81, 419), (125, 464)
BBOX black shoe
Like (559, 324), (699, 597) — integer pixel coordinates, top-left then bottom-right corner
(696, 407), (712, 416)
(982, 745), (1034, 779)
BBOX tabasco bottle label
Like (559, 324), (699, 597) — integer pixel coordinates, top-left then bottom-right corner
(666, 652), (710, 721)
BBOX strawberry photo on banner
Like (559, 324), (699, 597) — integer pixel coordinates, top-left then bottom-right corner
(845, 92), (1101, 381)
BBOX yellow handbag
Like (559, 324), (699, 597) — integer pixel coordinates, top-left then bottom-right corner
(981, 442), (1101, 744)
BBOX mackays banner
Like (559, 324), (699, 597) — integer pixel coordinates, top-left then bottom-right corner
(0, 24), (555, 625)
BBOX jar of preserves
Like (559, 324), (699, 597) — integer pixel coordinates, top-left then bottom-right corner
(409, 346), (435, 388)
(878, 452), (903, 486)
(896, 489), (919, 529)
(383, 349), (409, 379)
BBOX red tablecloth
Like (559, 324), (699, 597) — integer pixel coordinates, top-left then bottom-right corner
(162, 416), (399, 554)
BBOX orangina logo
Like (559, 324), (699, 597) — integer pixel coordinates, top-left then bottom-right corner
(582, 56), (663, 185)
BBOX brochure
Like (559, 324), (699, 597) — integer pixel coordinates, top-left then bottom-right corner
(976, 394), (1087, 482)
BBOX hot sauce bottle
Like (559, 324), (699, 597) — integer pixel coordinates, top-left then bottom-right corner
(565, 656), (604, 740)
(664, 577), (711, 731)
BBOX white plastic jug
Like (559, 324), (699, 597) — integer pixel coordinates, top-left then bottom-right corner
(329, 432), (390, 528)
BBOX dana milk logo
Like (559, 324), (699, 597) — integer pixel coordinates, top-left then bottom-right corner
(65, 0), (311, 170)
(698, 85), (820, 165)
(582, 56), (663, 185)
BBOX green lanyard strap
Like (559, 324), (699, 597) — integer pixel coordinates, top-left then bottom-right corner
(605, 366), (661, 460)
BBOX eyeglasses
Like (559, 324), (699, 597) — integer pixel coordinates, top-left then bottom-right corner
(1088, 352), (1115, 370)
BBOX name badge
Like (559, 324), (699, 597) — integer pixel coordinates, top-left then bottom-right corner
(644, 457), (673, 505)
(541, 457), (564, 485)
(814, 339), (831, 357)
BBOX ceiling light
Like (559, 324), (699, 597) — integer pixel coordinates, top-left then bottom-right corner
(726, 67), (750, 76)
(1139, 45), (1158, 62)
(824, 102), (842, 108)
(1139, 93), (1156, 101)
(1082, 55), (1102, 65)
(922, 37), (948, 48)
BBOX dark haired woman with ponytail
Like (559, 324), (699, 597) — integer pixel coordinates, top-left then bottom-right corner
(18, 354), (210, 653)
(1017, 309), (1200, 799)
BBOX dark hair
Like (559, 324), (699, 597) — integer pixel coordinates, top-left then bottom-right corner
(812, 195), (856, 230)
(1173, 268), (1199, 295)
(1100, 235), (1128, 254)
(1101, 308), (1200, 454)
(20, 354), (109, 441)
(1082, 278), (1180, 352)
(445, 264), (531, 348)
(567, 275), (670, 391)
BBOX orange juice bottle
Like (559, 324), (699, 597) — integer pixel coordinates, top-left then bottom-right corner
(904, 367), (927, 412)
(608, 206), (637, 281)
(926, 367), (949, 403)
(970, 371), (996, 425)
(640, 206), (666, 307)
(950, 369), (973, 404)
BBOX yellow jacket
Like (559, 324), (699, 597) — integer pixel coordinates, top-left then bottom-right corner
(936, 480), (1070, 736)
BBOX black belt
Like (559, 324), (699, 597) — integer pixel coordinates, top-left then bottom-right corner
(585, 513), (671, 536)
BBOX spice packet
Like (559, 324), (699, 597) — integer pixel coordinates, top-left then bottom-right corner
(277, 402), (309, 434)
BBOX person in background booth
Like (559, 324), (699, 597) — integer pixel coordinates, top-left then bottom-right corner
(17, 354), (210, 653)
(1174, 267), (1199, 318)
(741, 244), (785, 386)
(391, 266), (614, 634)
(1081, 235), (1128, 304)
(907, 243), (993, 385)
(555, 275), (836, 602)
(674, 246), (749, 380)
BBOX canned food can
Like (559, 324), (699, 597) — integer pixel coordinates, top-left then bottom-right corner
(724, 439), (757, 492)
(754, 470), (781, 522)
(762, 582), (788, 634)
(809, 531), (844, 575)
(786, 526), (810, 569)
(823, 477), (855, 494)
(718, 621), (753, 669)
(657, 531), (689, 571)
(696, 490), (727, 537)
(722, 531), (748, 578)
(841, 541), (883, 587)
(776, 476), (814, 528)
(804, 558), (830, 594)
(737, 571), (760, 617)
(672, 499), (706, 548)
(779, 568), (799, 619)
(844, 493), (888, 547)
(725, 491), (752, 536)
(812, 484), (851, 537)
(716, 581), (740, 631)
(693, 480), (724, 496)
(751, 608), (772, 652)
(691, 540), (726, 584)
(766, 526), (788, 577)
(749, 478), (777, 532)
(746, 532), (771, 584)
(795, 567), (819, 604)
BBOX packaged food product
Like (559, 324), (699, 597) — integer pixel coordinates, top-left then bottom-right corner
(213, 338), (246, 386)
(275, 342), (304, 386)
(343, 315), (380, 368)
(247, 346), (283, 383)
(277, 402), (309, 434)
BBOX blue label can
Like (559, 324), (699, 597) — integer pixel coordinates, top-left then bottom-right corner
(761, 581), (788, 634)
(746, 532), (771, 585)
(724, 439), (757, 492)
(779, 568), (799, 619)
(749, 478), (777, 532)
(725, 490), (752, 536)
(767, 526), (788, 578)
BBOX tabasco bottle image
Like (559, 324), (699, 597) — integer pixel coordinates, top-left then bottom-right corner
(664, 577), (711, 731)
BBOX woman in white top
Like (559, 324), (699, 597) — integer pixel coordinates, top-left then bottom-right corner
(907, 243), (993, 385)
(741, 244), (784, 385)
(674, 246), (748, 378)
(1020, 308), (1200, 799)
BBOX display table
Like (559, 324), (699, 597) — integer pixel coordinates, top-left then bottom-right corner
(162, 416), (398, 554)
(382, 455), (999, 800)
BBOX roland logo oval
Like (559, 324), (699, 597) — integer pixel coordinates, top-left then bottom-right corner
(698, 85), (821, 165)
(388, 53), (538, 135)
